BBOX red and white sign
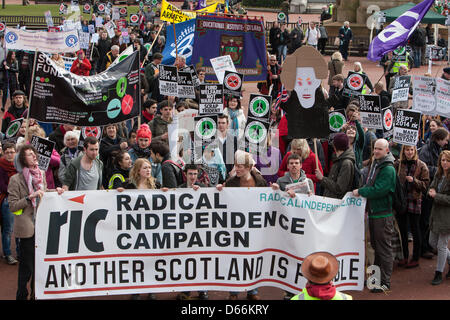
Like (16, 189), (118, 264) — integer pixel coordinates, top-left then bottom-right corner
(347, 73), (364, 91)
(82, 126), (102, 140)
(0, 22), (6, 33)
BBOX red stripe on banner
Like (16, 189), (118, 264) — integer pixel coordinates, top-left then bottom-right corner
(42, 278), (359, 295)
(43, 249), (359, 262)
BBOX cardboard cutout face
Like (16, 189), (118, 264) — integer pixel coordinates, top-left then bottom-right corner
(294, 67), (321, 109)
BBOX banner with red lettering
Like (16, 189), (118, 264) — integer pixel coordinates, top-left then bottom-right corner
(35, 189), (365, 299)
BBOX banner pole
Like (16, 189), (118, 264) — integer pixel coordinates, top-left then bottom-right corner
(313, 138), (319, 170)
(24, 48), (39, 141)
(140, 23), (164, 69)
(173, 19), (179, 60)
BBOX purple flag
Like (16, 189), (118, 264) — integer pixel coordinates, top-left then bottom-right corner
(196, 0), (207, 10)
(367, 0), (435, 61)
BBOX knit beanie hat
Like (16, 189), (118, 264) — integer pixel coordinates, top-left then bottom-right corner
(333, 132), (349, 151)
(137, 124), (152, 141)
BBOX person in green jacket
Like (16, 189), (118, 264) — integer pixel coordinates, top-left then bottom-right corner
(353, 138), (396, 293)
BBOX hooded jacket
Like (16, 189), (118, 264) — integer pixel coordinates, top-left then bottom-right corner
(429, 173), (450, 234)
(358, 152), (396, 218)
(320, 148), (356, 199)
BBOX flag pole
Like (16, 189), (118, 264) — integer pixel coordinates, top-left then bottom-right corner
(140, 23), (164, 68)
(24, 48), (39, 141)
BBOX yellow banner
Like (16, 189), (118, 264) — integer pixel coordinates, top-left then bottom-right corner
(160, 0), (192, 23)
(160, 0), (218, 23)
(206, 0), (225, 5)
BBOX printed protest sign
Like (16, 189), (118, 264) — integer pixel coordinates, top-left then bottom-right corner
(30, 135), (56, 171)
(78, 126), (103, 150)
(343, 72), (367, 97)
(181, 65), (200, 87)
(5, 118), (23, 139)
(210, 55), (236, 84)
(391, 75), (411, 103)
(329, 109), (347, 133)
(285, 180), (311, 194)
(412, 75), (436, 115)
(382, 106), (394, 139)
(435, 78), (450, 117)
(83, 3), (91, 14)
(244, 118), (270, 153)
(198, 84), (224, 114)
(30, 51), (140, 126)
(223, 71), (243, 97)
(79, 31), (90, 50)
(177, 70), (196, 99)
(35, 189), (365, 299)
(247, 94), (271, 122)
(358, 95), (382, 129)
(158, 65), (178, 97)
(129, 14), (140, 26)
(393, 109), (422, 146)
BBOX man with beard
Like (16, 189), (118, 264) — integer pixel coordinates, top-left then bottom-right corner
(1, 90), (28, 134)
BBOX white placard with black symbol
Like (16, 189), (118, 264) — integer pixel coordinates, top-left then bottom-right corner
(393, 109), (422, 146)
(199, 84), (224, 115)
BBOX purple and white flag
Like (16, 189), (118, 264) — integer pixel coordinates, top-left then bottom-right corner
(367, 0), (434, 61)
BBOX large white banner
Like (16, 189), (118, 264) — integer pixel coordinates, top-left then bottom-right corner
(35, 188), (366, 299)
(4, 27), (80, 53)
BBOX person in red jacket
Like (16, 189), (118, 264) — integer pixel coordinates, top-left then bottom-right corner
(70, 50), (91, 76)
(277, 138), (323, 192)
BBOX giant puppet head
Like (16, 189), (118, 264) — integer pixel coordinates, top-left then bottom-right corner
(280, 46), (328, 108)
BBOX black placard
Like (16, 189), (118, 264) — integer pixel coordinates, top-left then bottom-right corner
(199, 84), (224, 115)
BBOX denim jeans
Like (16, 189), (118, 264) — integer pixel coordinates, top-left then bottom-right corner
(412, 47), (422, 68)
(1, 197), (16, 257)
(429, 231), (450, 273)
(277, 45), (287, 64)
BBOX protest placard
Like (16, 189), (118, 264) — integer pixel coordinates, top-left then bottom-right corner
(223, 71), (243, 98)
(435, 78), (450, 117)
(393, 109), (422, 146)
(391, 75), (411, 103)
(30, 135), (56, 171)
(329, 109), (347, 133)
(158, 65), (178, 97)
(342, 71), (367, 97)
(358, 94), (382, 129)
(181, 65), (200, 87)
(247, 94), (271, 122)
(177, 70), (196, 99)
(210, 55), (236, 84)
(35, 189), (365, 299)
(382, 106), (394, 139)
(198, 84), (224, 114)
(412, 75), (436, 115)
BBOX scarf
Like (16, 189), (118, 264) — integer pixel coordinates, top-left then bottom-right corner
(142, 110), (155, 122)
(22, 166), (44, 208)
(305, 282), (336, 300)
(228, 109), (239, 137)
(132, 144), (152, 159)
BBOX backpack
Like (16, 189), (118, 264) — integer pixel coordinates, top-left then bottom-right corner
(163, 159), (186, 185)
(337, 158), (362, 191)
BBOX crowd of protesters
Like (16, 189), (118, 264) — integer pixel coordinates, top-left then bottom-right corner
(0, 0), (449, 301)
